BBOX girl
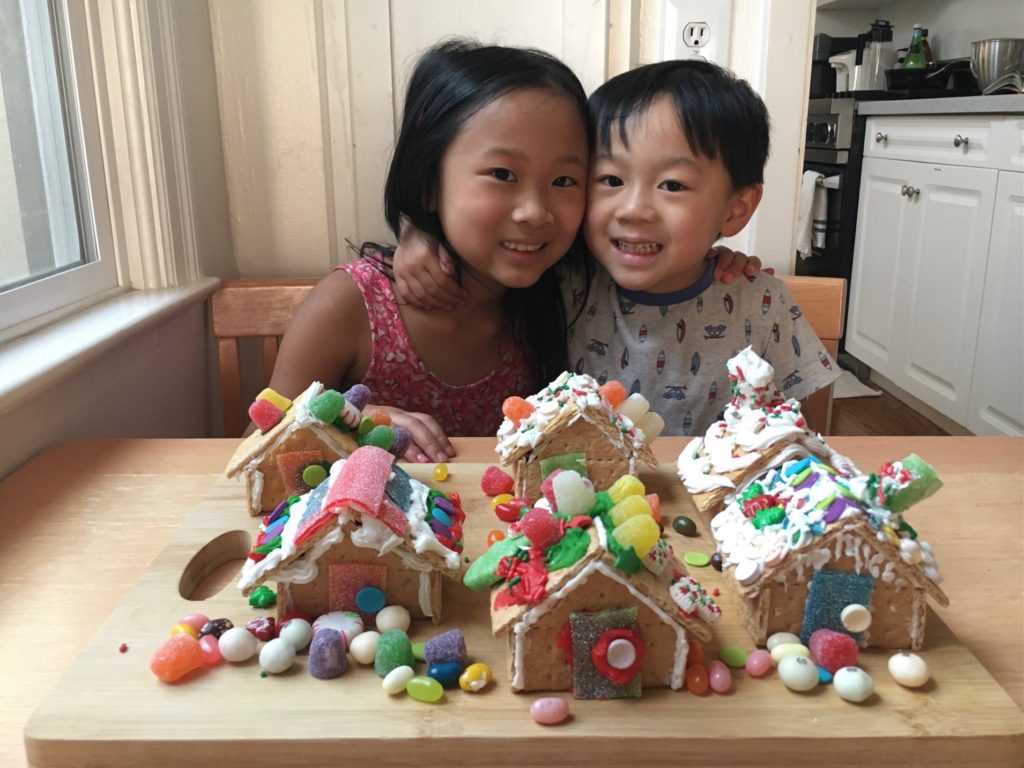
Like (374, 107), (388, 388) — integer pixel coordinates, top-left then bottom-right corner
(267, 40), (590, 462)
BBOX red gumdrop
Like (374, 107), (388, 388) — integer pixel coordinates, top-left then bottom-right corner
(598, 380), (627, 408)
(502, 396), (535, 426)
(686, 637), (704, 667)
(150, 633), (204, 683)
(685, 663), (710, 695)
(248, 398), (284, 432)
(519, 508), (563, 550)
(539, 468), (564, 511)
(808, 628), (859, 674)
(480, 466), (514, 496)
(645, 493), (661, 524)
(495, 497), (530, 524)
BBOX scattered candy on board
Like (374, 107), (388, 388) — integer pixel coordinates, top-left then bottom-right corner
(889, 651), (930, 688)
(778, 655), (820, 692)
(218, 627), (258, 663)
(259, 638), (296, 674)
(833, 666), (874, 703)
(278, 618), (313, 652)
(530, 697), (570, 725)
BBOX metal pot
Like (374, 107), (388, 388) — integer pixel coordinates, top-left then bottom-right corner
(970, 38), (1024, 94)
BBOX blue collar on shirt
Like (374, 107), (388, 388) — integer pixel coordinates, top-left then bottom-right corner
(614, 257), (716, 307)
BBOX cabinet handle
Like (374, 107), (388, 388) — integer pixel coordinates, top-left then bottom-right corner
(909, 186), (920, 198)
(900, 184), (909, 197)
(953, 134), (969, 148)
(875, 131), (888, 143)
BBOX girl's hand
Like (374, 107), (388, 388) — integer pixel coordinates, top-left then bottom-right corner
(709, 246), (772, 284)
(367, 405), (456, 463)
(393, 228), (468, 310)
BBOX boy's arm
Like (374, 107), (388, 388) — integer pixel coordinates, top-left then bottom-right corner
(392, 228), (468, 310)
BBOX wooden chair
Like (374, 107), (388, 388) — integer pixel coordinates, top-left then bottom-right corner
(210, 279), (317, 436)
(778, 274), (847, 436)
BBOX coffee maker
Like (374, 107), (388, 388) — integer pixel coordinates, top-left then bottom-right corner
(810, 33), (858, 97)
(851, 19), (895, 92)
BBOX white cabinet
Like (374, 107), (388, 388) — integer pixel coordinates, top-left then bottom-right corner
(849, 112), (1024, 434)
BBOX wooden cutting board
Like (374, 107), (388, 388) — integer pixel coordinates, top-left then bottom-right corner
(25, 463), (1024, 767)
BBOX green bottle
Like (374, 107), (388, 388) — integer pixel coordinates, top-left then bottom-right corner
(904, 24), (926, 69)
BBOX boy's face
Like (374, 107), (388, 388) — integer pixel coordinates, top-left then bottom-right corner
(585, 95), (760, 294)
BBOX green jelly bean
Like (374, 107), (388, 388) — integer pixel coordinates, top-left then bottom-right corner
(672, 515), (697, 537)
(406, 675), (444, 703)
(720, 646), (749, 669)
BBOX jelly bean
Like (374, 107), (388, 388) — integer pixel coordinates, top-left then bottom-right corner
(356, 586), (386, 614)
(383, 665), (416, 695)
(219, 627), (258, 662)
(778, 655), (819, 691)
(279, 618), (313, 651)
(685, 663), (709, 694)
(301, 464), (328, 488)
(841, 603), (872, 633)
(170, 622), (198, 638)
(501, 396), (535, 426)
(598, 380), (627, 408)
(433, 463), (449, 482)
(412, 641), (426, 661)
(486, 529), (506, 546)
(766, 632), (801, 651)
(745, 649), (772, 677)
(348, 631), (380, 665)
(459, 662), (494, 692)
(530, 697), (569, 725)
(609, 495), (652, 527)
(888, 651), (930, 688)
(671, 515), (697, 537)
(198, 618), (233, 639)
(611, 514), (659, 558)
(150, 633), (204, 683)
(490, 493), (514, 510)
(428, 661), (465, 689)
(198, 634), (222, 666)
(708, 660), (733, 693)
(686, 637), (704, 667)
(494, 498), (530, 523)
(719, 647), (748, 669)
(833, 666), (874, 703)
(710, 552), (723, 571)
(259, 638), (296, 674)
(375, 605), (411, 634)
(179, 613), (209, 633)
(431, 507), (453, 528)
(683, 551), (711, 567)
(771, 643), (811, 665)
(608, 474), (645, 504)
(406, 675), (444, 703)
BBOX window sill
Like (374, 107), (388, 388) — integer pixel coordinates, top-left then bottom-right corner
(0, 277), (220, 416)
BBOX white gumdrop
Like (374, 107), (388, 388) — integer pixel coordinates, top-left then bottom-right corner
(615, 392), (650, 423)
(636, 410), (665, 441)
(552, 470), (596, 516)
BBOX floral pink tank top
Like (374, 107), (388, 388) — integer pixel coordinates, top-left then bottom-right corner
(337, 258), (534, 436)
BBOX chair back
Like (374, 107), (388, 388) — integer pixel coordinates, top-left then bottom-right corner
(210, 279), (317, 436)
(778, 274), (847, 435)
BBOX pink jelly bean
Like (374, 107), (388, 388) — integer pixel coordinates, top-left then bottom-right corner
(199, 634), (222, 666)
(745, 649), (772, 678)
(179, 613), (210, 633)
(708, 660), (733, 693)
(530, 697), (569, 725)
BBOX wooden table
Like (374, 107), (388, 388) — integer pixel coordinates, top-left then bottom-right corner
(3, 437), (1022, 766)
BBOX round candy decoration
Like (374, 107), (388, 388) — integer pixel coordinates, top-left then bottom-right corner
(279, 618), (313, 652)
(348, 631), (380, 665)
(833, 666), (874, 703)
(841, 603), (872, 633)
(375, 605), (412, 634)
(355, 586), (386, 614)
(888, 651), (930, 688)
(778, 655), (819, 692)
(591, 628), (645, 685)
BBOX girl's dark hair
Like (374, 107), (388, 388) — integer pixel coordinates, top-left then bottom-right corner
(379, 39), (589, 390)
(588, 59), (770, 189)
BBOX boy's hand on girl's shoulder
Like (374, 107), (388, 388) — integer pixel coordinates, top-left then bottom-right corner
(367, 405), (456, 464)
(709, 245), (772, 284)
(393, 227), (468, 311)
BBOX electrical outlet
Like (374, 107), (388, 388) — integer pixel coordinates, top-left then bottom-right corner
(660, 0), (732, 66)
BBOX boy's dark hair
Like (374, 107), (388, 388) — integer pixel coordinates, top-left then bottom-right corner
(376, 39), (589, 390)
(588, 59), (770, 189)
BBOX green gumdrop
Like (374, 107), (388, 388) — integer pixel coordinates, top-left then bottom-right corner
(248, 585), (276, 609)
(886, 454), (943, 512)
(539, 452), (587, 480)
(374, 629), (415, 678)
(364, 425), (395, 451)
(463, 534), (528, 590)
(309, 390), (345, 423)
(358, 417), (375, 436)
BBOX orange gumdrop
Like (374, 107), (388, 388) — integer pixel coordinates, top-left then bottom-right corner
(151, 633), (204, 683)
(502, 396), (534, 426)
(599, 380), (627, 408)
(486, 529), (506, 547)
(645, 493), (661, 524)
(685, 663), (710, 695)
(369, 409), (392, 427)
(686, 637), (704, 667)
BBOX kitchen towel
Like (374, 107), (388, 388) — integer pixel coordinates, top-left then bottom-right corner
(796, 170), (828, 259)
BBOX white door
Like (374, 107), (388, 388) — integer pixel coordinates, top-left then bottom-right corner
(967, 171), (1024, 436)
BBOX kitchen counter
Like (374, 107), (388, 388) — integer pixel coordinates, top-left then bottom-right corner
(858, 93), (1024, 115)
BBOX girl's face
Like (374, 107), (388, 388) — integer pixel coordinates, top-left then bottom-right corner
(435, 88), (588, 293)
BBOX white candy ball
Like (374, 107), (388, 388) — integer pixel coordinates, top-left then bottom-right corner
(218, 626), (257, 662)
(375, 605), (411, 634)
(382, 665), (416, 695)
(833, 666), (874, 703)
(841, 603), (872, 633)
(348, 630), (381, 665)
(778, 654), (819, 692)
(888, 651), (930, 688)
(766, 632), (801, 651)
(259, 637), (296, 674)
(278, 618), (313, 651)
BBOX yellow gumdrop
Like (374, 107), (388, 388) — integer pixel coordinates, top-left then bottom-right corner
(170, 622), (198, 638)
(612, 514), (660, 559)
(608, 474), (645, 504)
(433, 463), (449, 481)
(609, 494), (653, 527)
(257, 387), (292, 413)
(490, 493), (514, 510)
(458, 662), (494, 692)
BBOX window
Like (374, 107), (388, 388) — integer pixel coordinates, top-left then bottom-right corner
(0, 0), (118, 333)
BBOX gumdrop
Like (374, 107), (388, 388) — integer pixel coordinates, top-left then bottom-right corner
(551, 470), (596, 517)
(151, 633), (204, 683)
(362, 425), (395, 451)
(480, 465), (514, 496)
(598, 379), (627, 408)
(369, 408), (392, 426)
(502, 396), (535, 426)
(374, 629), (415, 678)
(343, 383), (371, 410)
(612, 514), (660, 559)
(249, 398), (284, 433)
(423, 629), (468, 668)
(309, 390), (344, 423)
(390, 427), (412, 457)
(520, 508), (562, 549)
(609, 494), (653, 527)
(645, 493), (661, 523)
(615, 392), (650, 423)
(608, 474), (645, 504)
(808, 628), (859, 674)
(358, 417), (375, 436)
(539, 468), (564, 510)
(256, 387), (292, 412)
(636, 410), (665, 441)
(309, 628), (348, 679)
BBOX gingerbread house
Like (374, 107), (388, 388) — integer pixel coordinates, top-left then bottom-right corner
(711, 452), (947, 650)
(495, 372), (661, 501)
(237, 445), (465, 624)
(225, 382), (372, 516)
